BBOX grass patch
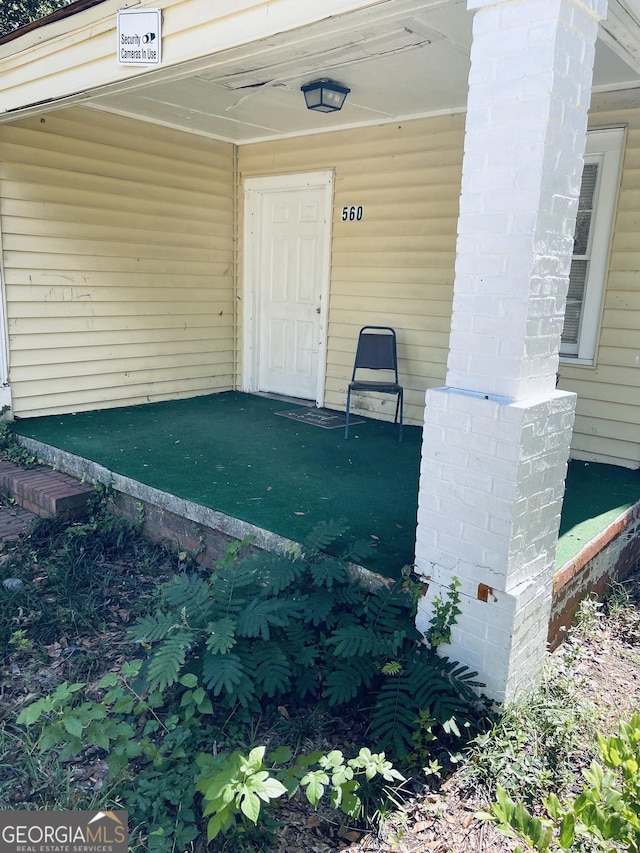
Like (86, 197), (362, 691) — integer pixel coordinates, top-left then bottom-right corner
(461, 608), (601, 808)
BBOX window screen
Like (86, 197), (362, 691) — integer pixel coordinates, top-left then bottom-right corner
(561, 163), (599, 351)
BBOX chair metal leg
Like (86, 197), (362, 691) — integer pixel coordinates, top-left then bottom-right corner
(345, 389), (351, 439)
(397, 390), (403, 442)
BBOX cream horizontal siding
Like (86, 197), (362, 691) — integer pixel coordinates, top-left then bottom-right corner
(0, 106), (235, 417)
(238, 115), (463, 426)
(558, 90), (640, 468)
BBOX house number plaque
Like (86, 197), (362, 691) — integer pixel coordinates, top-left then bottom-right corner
(341, 205), (364, 221)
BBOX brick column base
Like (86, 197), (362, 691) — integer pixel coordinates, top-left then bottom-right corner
(414, 386), (576, 703)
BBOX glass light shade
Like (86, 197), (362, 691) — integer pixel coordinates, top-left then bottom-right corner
(301, 79), (350, 113)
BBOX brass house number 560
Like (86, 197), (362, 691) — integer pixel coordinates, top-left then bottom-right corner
(341, 205), (364, 221)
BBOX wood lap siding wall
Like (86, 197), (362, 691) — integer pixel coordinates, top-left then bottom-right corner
(0, 107), (235, 417)
(559, 91), (640, 469)
(1, 97), (636, 467)
(238, 115), (464, 428)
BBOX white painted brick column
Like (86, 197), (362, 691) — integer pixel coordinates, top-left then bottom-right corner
(414, 0), (608, 704)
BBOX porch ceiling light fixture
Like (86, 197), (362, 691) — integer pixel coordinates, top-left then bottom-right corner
(301, 78), (350, 113)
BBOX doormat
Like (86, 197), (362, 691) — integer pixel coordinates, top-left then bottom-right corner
(275, 408), (364, 429)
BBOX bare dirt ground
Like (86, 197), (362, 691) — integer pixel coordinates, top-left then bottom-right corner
(1, 505), (639, 853)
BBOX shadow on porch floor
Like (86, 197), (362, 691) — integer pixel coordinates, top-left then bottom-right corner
(10, 391), (640, 579)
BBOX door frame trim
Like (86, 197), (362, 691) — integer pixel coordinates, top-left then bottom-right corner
(241, 170), (334, 406)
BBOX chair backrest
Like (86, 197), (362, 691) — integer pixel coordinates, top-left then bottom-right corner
(352, 326), (398, 379)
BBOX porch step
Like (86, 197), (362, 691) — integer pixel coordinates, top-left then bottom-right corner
(0, 460), (94, 521)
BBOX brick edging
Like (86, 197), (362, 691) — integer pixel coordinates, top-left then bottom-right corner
(0, 460), (94, 521)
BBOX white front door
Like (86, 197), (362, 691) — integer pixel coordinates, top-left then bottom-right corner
(243, 172), (333, 404)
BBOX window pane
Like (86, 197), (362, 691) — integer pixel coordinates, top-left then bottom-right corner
(561, 162), (599, 354)
(562, 260), (588, 346)
(573, 163), (598, 254)
(578, 163), (598, 208)
(573, 210), (592, 255)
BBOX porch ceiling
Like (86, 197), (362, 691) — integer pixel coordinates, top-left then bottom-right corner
(80, 0), (640, 144)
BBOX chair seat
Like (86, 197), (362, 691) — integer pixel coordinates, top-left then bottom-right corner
(349, 380), (402, 393)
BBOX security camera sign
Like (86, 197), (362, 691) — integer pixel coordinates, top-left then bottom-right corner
(117, 9), (161, 65)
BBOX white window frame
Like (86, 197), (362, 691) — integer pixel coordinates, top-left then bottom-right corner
(560, 127), (625, 365)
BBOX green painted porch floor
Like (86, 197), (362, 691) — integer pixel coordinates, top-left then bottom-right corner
(10, 392), (640, 578)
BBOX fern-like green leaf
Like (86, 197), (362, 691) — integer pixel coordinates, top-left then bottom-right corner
(253, 553), (305, 596)
(128, 610), (180, 644)
(327, 610), (362, 633)
(293, 643), (320, 668)
(333, 584), (369, 608)
(162, 573), (215, 627)
(252, 642), (292, 698)
(433, 654), (483, 701)
(303, 519), (349, 553)
(322, 657), (377, 705)
(283, 622), (320, 673)
(364, 582), (415, 637)
(369, 655), (480, 760)
(327, 624), (395, 659)
(340, 537), (377, 564)
(370, 677), (421, 759)
(310, 557), (347, 589)
(284, 621), (317, 655)
(236, 597), (301, 640)
(213, 561), (259, 615)
(294, 665), (322, 699)
(205, 616), (236, 654)
(202, 652), (250, 700)
(302, 588), (335, 626)
(146, 630), (194, 693)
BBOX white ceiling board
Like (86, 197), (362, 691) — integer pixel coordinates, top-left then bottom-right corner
(84, 0), (640, 144)
(593, 38), (640, 90)
(600, 0), (640, 75)
(89, 1), (474, 142)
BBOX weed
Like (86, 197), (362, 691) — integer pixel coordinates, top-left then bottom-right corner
(424, 576), (461, 649)
(479, 712), (640, 852)
(8, 629), (34, 654)
(572, 595), (604, 641)
(461, 647), (598, 807)
(0, 422), (38, 467)
(5, 509), (490, 852)
(0, 492), (168, 655)
(195, 744), (405, 842)
(0, 720), (109, 811)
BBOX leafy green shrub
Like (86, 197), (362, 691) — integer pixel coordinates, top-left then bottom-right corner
(479, 712), (640, 852)
(131, 522), (481, 760)
(16, 661), (210, 852)
(13, 521), (483, 851)
(0, 421), (38, 466)
(17, 662), (405, 852)
(196, 744), (404, 842)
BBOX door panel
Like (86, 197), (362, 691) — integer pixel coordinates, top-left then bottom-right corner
(257, 187), (325, 399)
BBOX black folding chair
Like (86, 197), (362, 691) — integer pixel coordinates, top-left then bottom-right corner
(345, 326), (403, 441)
